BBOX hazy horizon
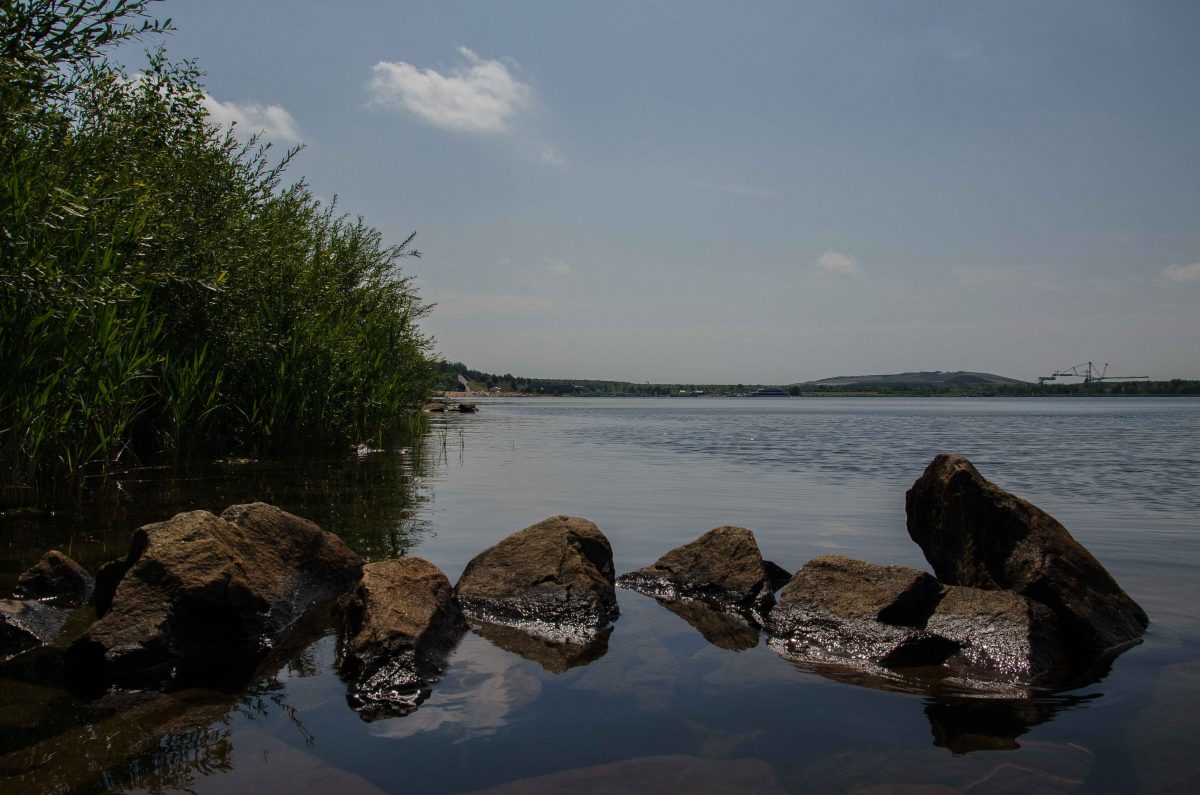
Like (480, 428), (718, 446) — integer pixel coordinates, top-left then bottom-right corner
(119, 1), (1200, 383)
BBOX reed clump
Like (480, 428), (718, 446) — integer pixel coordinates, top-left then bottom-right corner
(1, 1), (434, 506)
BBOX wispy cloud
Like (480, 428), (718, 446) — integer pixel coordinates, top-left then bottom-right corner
(202, 95), (302, 143)
(545, 259), (572, 276)
(816, 250), (860, 275)
(1163, 262), (1200, 284)
(368, 47), (532, 134)
(540, 145), (566, 168)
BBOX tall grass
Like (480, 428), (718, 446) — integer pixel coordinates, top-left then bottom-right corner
(1, 1), (434, 507)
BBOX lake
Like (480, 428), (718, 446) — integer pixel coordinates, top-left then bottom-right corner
(2, 397), (1198, 793)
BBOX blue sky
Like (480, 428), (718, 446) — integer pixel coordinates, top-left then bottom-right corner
(120, 1), (1200, 382)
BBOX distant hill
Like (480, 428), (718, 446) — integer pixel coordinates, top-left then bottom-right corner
(796, 371), (1029, 387)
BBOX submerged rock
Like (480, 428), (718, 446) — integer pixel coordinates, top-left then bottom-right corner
(64, 503), (363, 696)
(906, 453), (1149, 656)
(0, 599), (69, 658)
(339, 558), (466, 721)
(14, 550), (94, 605)
(617, 525), (777, 621)
(767, 555), (1069, 688)
(455, 516), (618, 642)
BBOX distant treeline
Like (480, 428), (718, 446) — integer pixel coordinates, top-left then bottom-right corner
(436, 362), (1200, 398)
(2, 1), (433, 506)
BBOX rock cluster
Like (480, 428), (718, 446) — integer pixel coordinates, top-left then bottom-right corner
(6, 452), (1147, 724)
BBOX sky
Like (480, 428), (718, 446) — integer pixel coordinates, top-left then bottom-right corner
(117, 1), (1200, 383)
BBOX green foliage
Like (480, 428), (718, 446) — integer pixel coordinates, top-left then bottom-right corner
(1, 0), (433, 505)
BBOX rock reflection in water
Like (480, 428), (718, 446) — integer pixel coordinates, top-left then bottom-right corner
(471, 620), (613, 673)
(774, 647), (1103, 754)
(654, 597), (759, 652)
(926, 694), (1098, 754)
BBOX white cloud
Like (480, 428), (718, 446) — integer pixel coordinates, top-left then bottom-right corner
(1163, 262), (1200, 284)
(368, 47), (532, 134)
(545, 259), (572, 276)
(816, 250), (860, 275)
(203, 95), (302, 143)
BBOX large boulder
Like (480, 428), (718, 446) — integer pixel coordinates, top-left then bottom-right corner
(14, 550), (94, 604)
(928, 584), (1068, 685)
(1, 599), (69, 658)
(339, 557), (466, 721)
(906, 453), (1148, 656)
(768, 555), (950, 667)
(617, 526), (777, 621)
(455, 516), (618, 641)
(767, 555), (1068, 688)
(64, 503), (363, 695)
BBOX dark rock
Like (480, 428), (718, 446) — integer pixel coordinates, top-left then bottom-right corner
(14, 550), (94, 604)
(339, 557), (467, 720)
(92, 557), (130, 617)
(928, 585), (1068, 686)
(762, 559), (792, 592)
(422, 402), (447, 412)
(656, 596), (760, 652)
(472, 620), (612, 673)
(1, 599), (69, 658)
(768, 555), (1074, 689)
(768, 555), (947, 666)
(617, 526), (776, 621)
(906, 453), (1149, 656)
(457, 402), (478, 413)
(455, 515), (618, 641)
(64, 503), (363, 696)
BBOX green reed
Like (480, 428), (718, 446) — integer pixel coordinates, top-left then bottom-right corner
(1, 1), (435, 506)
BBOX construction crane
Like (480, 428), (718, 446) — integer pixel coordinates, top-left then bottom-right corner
(1037, 361), (1149, 385)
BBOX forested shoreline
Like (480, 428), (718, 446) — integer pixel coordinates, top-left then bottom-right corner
(1, 1), (434, 507)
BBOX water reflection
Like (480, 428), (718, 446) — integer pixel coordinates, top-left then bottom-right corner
(471, 620), (613, 673)
(925, 693), (1101, 754)
(653, 598), (759, 652)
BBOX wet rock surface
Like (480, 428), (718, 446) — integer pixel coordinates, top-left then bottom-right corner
(617, 525), (777, 621)
(0, 600), (68, 659)
(906, 453), (1148, 656)
(63, 503), (363, 695)
(768, 555), (1070, 689)
(338, 557), (467, 720)
(768, 556), (948, 668)
(455, 516), (618, 641)
(14, 550), (94, 605)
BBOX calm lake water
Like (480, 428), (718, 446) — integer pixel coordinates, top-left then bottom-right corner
(2, 397), (1198, 793)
